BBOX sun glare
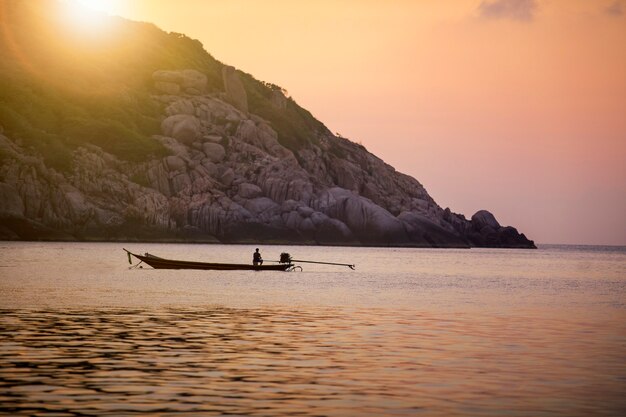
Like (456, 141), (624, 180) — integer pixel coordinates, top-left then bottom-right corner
(73, 0), (116, 14)
(60, 0), (114, 34)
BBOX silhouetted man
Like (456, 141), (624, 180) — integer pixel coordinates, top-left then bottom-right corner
(253, 248), (263, 266)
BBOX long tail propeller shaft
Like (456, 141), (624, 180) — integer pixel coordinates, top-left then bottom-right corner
(290, 259), (355, 270)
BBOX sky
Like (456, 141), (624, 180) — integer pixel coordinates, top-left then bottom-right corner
(69, 0), (626, 245)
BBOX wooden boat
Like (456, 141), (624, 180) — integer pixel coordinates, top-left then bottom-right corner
(124, 249), (354, 271)
(123, 249), (292, 271)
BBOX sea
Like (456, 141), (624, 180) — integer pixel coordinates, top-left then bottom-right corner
(0, 242), (625, 416)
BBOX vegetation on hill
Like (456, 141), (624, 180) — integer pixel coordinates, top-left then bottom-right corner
(0, 0), (328, 172)
(240, 74), (327, 150)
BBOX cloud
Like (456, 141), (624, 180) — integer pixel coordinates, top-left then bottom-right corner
(605, 1), (623, 16)
(478, 0), (538, 21)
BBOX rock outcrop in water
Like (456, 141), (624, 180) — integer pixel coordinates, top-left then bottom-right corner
(0, 1), (535, 248)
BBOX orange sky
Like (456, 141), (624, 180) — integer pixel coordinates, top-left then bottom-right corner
(71, 0), (626, 245)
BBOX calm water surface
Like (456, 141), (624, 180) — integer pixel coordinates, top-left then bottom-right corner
(0, 242), (625, 416)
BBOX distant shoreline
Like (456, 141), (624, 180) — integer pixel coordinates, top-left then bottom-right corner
(0, 237), (544, 249)
(3, 240), (623, 250)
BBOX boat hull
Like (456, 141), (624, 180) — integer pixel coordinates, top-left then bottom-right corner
(129, 251), (290, 271)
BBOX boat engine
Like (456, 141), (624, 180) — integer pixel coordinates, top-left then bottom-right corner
(279, 252), (292, 264)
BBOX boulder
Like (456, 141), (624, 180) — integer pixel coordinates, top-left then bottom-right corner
(235, 120), (290, 158)
(201, 97), (245, 123)
(201, 160), (219, 177)
(471, 210), (501, 230)
(308, 212), (355, 244)
(297, 206), (314, 217)
(164, 155), (186, 172)
(238, 183), (262, 199)
(170, 172), (192, 195)
(180, 69), (207, 92)
(398, 211), (468, 247)
(153, 69), (206, 95)
(260, 177), (312, 204)
(466, 210), (536, 248)
(154, 135), (191, 159)
(331, 158), (360, 191)
(236, 120), (260, 147)
(59, 184), (91, 222)
(270, 90), (287, 110)
(190, 166), (214, 193)
(146, 161), (171, 196)
(166, 99), (195, 116)
(243, 197), (279, 215)
(222, 65), (248, 112)
(219, 168), (235, 187)
(314, 187), (409, 244)
(161, 115), (201, 144)
(202, 142), (226, 163)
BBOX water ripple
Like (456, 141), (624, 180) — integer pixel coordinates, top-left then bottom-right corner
(1, 307), (625, 416)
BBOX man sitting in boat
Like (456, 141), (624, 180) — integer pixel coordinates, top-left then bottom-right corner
(253, 248), (263, 266)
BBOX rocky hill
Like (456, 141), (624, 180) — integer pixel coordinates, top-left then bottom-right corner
(0, 1), (535, 248)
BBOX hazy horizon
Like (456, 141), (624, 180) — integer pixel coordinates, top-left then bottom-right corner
(59, 1), (626, 245)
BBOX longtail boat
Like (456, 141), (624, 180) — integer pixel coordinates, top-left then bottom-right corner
(124, 249), (355, 271)
(124, 249), (293, 271)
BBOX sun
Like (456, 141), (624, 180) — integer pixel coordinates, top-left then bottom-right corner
(66, 0), (118, 15)
(59, 0), (117, 34)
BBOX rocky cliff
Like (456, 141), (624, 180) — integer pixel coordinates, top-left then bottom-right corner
(0, 1), (535, 248)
